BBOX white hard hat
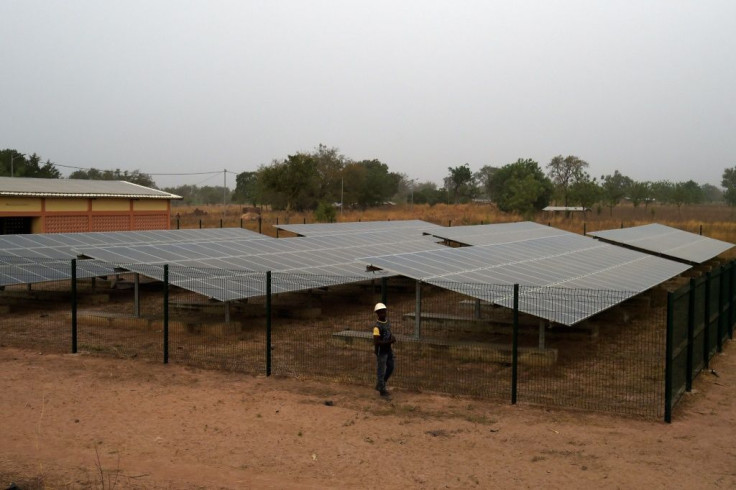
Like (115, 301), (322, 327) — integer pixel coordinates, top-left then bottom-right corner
(374, 302), (387, 312)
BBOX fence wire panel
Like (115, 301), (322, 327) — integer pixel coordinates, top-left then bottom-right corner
(670, 284), (691, 406)
(692, 277), (707, 376)
(409, 282), (516, 400)
(269, 275), (515, 400)
(516, 286), (667, 418)
(0, 257), (74, 353)
(166, 266), (267, 375)
(75, 269), (165, 362)
(269, 274), (382, 386)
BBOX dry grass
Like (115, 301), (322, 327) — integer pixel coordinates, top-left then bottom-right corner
(172, 202), (736, 259)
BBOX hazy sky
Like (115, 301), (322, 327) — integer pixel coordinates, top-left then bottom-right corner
(2, 1), (734, 189)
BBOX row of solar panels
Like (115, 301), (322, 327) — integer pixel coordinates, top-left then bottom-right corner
(0, 220), (732, 326)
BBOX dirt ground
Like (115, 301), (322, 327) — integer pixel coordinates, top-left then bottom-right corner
(1, 344), (735, 490)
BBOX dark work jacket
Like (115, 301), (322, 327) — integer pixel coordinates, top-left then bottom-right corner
(373, 320), (393, 356)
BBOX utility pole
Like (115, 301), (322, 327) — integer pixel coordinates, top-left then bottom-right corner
(10, 153), (24, 178)
(223, 169), (227, 219)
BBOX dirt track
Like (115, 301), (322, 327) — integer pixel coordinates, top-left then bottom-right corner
(1, 344), (735, 489)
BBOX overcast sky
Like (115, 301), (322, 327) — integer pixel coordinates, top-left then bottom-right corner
(1, 1), (734, 189)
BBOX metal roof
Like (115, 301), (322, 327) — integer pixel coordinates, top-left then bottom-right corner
(542, 206), (590, 212)
(587, 223), (734, 264)
(0, 176), (181, 199)
(361, 224), (690, 326)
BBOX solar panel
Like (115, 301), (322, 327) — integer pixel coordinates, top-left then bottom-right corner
(429, 221), (569, 246)
(0, 257), (117, 287)
(275, 219), (442, 236)
(0, 228), (268, 287)
(361, 225), (691, 326)
(77, 230), (447, 301)
(0, 228), (266, 261)
(587, 223), (734, 264)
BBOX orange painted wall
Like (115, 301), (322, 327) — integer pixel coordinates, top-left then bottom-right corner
(0, 196), (172, 233)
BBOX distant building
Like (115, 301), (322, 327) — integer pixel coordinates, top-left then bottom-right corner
(0, 177), (181, 234)
(542, 206), (590, 213)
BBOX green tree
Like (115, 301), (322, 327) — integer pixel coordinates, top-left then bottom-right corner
(259, 153), (320, 211)
(343, 159), (401, 208)
(312, 144), (347, 203)
(162, 185), (199, 205)
(232, 171), (260, 205)
(722, 167), (736, 206)
(567, 173), (601, 209)
(69, 167), (156, 187)
(411, 181), (445, 205)
(650, 180), (675, 204)
(627, 181), (652, 208)
(671, 180), (703, 208)
(314, 201), (337, 222)
(0, 150), (61, 178)
(491, 158), (553, 214)
(474, 165), (500, 201)
(546, 155), (589, 206)
(701, 183), (723, 203)
(444, 164), (475, 203)
(600, 171), (633, 215)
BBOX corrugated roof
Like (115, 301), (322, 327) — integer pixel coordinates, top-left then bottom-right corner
(0, 176), (181, 199)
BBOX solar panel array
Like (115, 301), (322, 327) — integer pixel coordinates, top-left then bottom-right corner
(361, 222), (691, 325)
(0, 221), (698, 324)
(78, 230), (446, 301)
(587, 223), (734, 264)
(0, 228), (267, 287)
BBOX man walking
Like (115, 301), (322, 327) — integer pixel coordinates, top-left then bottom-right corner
(373, 303), (395, 397)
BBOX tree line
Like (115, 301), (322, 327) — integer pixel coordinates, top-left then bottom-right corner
(3, 147), (736, 214)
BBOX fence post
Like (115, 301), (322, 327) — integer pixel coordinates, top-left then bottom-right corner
(665, 290), (674, 423)
(163, 264), (169, 364)
(240, 217), (243, 228)
(704, 272), (711, 368)
(266, 271), (272, 376)
(728, 260), (736, 339)
(71, 259), (77, 354)
(258, 216), (262, 234)
(686, 278), (695, 392)
(176, 216), (180, 229)
(511, 284), (519, 405)
(220, 218), (223, 228)
(718, 265), (725, 353)
(583, 222), (586, 236)
(199, 219), (202, 229)
(414, 281), (422, 339)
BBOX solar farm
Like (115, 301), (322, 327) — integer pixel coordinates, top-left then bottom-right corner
(1, 220), (734, 419)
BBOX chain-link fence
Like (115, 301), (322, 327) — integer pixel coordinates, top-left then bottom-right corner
(2, 259), (735, 421)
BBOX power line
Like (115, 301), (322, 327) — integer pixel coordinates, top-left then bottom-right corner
(50, 161), (229, 177)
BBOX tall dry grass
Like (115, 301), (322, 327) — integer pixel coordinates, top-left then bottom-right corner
(172, 202), (736, 259)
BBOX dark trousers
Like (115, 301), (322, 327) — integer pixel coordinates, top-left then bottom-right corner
(376, 350), (394, 391)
